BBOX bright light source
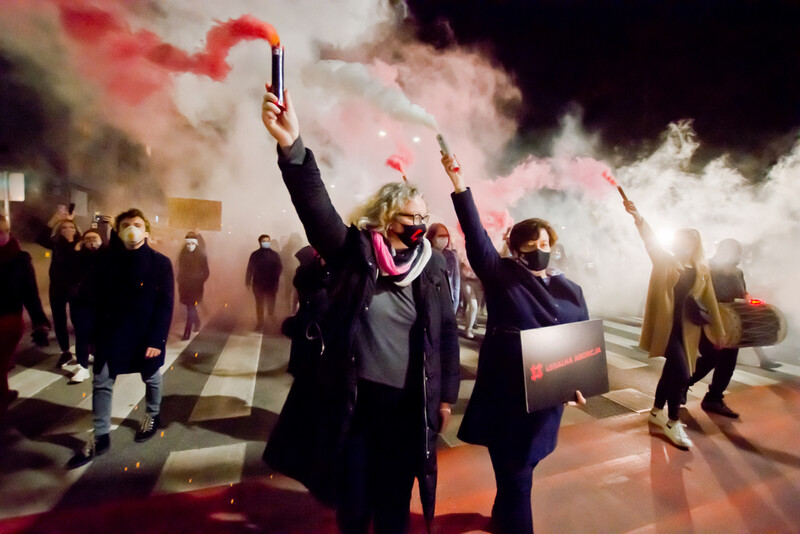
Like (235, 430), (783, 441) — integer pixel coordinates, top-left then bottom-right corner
(378, 131), (387, 137)
(412, 137), (421, 143)
(658, 229), (674, 250)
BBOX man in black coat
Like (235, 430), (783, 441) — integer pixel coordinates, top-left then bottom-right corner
(68, 209), (174, 468)
(246, 234), (283, 330)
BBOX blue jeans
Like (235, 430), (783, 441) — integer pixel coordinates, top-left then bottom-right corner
(92, 362), (162, 436)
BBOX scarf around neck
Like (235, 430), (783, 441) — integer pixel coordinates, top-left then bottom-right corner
(370, 231), (432, 287)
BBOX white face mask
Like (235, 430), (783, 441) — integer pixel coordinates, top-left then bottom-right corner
(260, 241), (271, 249)
(185, 238), (198, 252)
(120, 226), (145, 248)
(434, 237), (449, 250)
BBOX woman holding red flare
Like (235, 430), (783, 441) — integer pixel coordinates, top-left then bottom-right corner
(261, 87), (459, 534)
(623, 200), (725, 449)
(440, 154), (588, 534)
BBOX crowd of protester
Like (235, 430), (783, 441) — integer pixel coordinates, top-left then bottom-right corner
(0, 84), (786, 534)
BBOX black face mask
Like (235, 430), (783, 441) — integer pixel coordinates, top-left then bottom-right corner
(518, 249), (550, 271)
(395, 223), (427, 248)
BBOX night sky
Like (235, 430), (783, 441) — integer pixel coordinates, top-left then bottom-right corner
(405, 0), (800, 171)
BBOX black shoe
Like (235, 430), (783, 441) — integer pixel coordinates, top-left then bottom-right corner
(181, 326), (192, 341)
(759, 359), (782, 371)
(67, 433), (110, 469)
(57, 351), (73, 368)
(135, 414), (160, 442)
(701, 399), (739, 418)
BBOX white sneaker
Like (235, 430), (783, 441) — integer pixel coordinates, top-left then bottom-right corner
(88, 355), (94, 364)
(465, 328), (475, 339)
(69, 366), (91, 384)
(648, 409), (667, 428)
(663, 420), (693, 449)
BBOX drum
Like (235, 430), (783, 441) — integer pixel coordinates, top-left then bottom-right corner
(713, 299), (787, 348)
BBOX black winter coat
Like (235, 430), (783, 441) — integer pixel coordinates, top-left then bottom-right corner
(453, 189), (589, 464)
(245, 248), (282, 293)
(286, 257), (331, 377)
(37, 229), (80, 295)
(95, 237), (174, 378)
(263, 146), (460, 523)
(0, 237), (50, 327)
(177, 248), (210, 305)
(70, 247), (108, 308)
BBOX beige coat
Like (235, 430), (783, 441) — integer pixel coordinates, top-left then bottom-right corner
(636, 220), (725, 373)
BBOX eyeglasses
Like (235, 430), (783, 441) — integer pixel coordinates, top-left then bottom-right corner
(396, 212), (431, 225)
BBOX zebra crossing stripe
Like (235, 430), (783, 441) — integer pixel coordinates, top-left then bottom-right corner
(604, 332), (641, 350)
(606, 351), (648, 370)
(153, 443), (247, 494)
(189, 332), (263, 422)
(8, 368), (63, 400)
(603, 320), (643, 337)
(730, 370), (780, 387)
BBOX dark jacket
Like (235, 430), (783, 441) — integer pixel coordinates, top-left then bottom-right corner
(70, 246), (109, 308)
(286, 255), (331, 377)
(263, 145), (460, 523)
(442, 248), (461, 314)
(246, 248), (282, 294)
(177, 248), (210, 305)
(452, 189), (589, 464)
(95, 236), (174, 378)
(0, 237), (50, 328)
(37, 228), (80, 295)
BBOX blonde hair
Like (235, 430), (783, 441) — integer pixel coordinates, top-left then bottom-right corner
(352, 182), (424, 235)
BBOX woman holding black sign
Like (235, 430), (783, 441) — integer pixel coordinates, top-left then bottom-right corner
(440, 155), (588, 534)
(624, 200), (724, 449)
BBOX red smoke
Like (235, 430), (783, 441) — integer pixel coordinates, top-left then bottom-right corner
(57, 2), (279, 104)
(385, 144), (414, 177)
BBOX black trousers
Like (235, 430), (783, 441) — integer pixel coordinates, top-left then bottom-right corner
(184, 303), (200, 332)
(337, 380), (421, 534)
(654, 334), (690, 420)
(691, 335), (739, 402)
(70, 304), (96, 368)
(49, 288), (71, 352)
(487, 443), (540, 534)
(253, 288), (277, 326)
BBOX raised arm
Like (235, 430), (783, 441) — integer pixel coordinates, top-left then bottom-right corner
(262, 89), (348, 261)
(440, 154), (502, 283)
(624, 200), (669, 265)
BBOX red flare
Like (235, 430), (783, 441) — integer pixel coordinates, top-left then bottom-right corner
(749, 299), (765, 306)
(601, 170), (619, 187)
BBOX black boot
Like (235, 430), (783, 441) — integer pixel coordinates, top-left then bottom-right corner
(67, 433), (110, 469)
(182, 323), (192, 341)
